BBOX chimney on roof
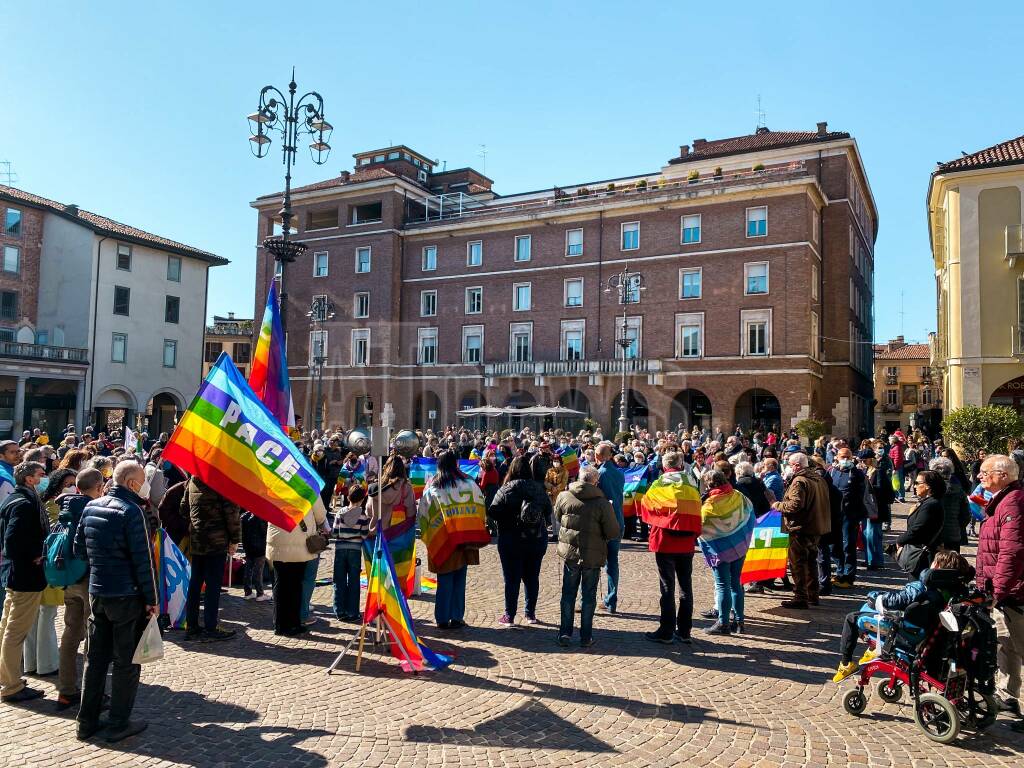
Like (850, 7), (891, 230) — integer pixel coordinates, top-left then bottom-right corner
(228, 312), (235, 320)
(692, 139), (707, 150)
(887, 335), (906, 352)
(816, 121), (828, 136)
(755, 126), (770, 135)
(679, 145), (689, 157)
(340, 170), (350, 182)
(64, 203), (79, 216)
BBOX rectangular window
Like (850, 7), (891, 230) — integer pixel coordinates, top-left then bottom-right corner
(0, 291), (16, 321)
(621, 221), (640, 251)
(510, 322), (533, 362)
(351, 201), (382, 224)
(163, 339), (177, 368)
(462, 325), (483, 364)
(513, 282), (531, 311)
(564, 278), (583, 307)
(351, 329), (370, 366)
(885, 389), (899, 407)
(679, 267), (702, 299)
(741, 309), (772, 356)
(165, 295), (180, 324)
(417, 327), (438, 365)
(565, 228), (583, 257)
(811, 262), (819, 300)
(746, 206), (767, 237)
(561, 320), (585, 361)
(621, 274), (642, 305)
(313, 251), (329, 277)
(812, 212), (819, 243)
(308, 208), (338, 229)
(355, 246), (371, 273)
(116, 243), (132, 270)
(112, 332), (127, 362)
(35, 330), (48, 345)
(354, 292), (369, 319)
(113, 286), (130, 316)
(922, 388), (934, 406)
(465, 286), (482, 314)
(617, 317), (642, 359)
(675, 312), (704, 358)
(681, 214), (701, 244)
(4, 209), (21, 236)
(420, 290), (437, 317)
(204, 341), (222, 362)
(167, 255), (181, 282)
(422, 245), (437, 271)
(234, 342), (251, 364)
(309, 329), (327, 365)
(744, 262), (769, 295)
(514, 235), (531, 262)
(3, 245), (18, 274)
(467, 241), (482, 266)
(810, 310), (820, 360)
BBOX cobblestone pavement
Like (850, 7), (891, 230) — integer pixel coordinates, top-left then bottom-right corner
(1, 502), (1023, 767)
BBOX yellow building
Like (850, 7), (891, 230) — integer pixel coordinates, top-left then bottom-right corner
(203, 313), (253, 380)
(928, 134), (1024, 413)
(872, 337), (942, 434)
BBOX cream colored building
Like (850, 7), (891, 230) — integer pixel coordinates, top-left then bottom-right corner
(928, 134), (1024, 413)
(872, 337), (941, 434)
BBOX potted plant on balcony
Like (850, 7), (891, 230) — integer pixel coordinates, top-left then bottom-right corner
(553, 187), (568, 202)
(713, 166), (723, 179)
(606, 182), (616, 194)
(635, 179), (648, 192)
(752, 162), (765, 173)
(687, 170), (700, 184)
(577, 186), (591, 197)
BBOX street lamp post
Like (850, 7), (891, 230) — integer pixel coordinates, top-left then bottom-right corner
(307, 296), (336, 433)
(604, 265), (645, 435)
(248, 68), (332, 336)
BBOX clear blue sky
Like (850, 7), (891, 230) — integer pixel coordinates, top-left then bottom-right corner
(3, 1), (1022, 344)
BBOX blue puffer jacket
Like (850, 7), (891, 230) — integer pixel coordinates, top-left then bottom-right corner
(74, 486), (157, 604)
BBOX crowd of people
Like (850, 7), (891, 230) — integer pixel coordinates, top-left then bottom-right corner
(0, 417), (1021, 742)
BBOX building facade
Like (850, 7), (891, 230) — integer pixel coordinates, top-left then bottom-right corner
(204, 313), (254, 380)
(872, 336), (942, 435)
(0, 185), (227, 438)
(252, 126), (878, 436)
(929, 134), (1024, 415)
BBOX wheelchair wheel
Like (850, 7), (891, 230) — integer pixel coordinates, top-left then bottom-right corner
(843, 688), (868, 716)
(959, 690), (998, 731)
(877, 679), (903, 703)
(914, 693), (961, 744)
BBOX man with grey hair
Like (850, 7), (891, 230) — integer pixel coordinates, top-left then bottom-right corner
(0, 461), (48, 703)
(595, 441), (624, 614)
(975, 454), (1024, 725)
(772, 452), (830, 609)
(929, 456), (970, 552)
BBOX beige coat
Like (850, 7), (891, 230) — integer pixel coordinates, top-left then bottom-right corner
(266, 498), (328, 564)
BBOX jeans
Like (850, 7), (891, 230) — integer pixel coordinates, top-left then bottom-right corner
(300, 556), (320, 621)
(896, 467), (906, 500)
(559, 563), (600, 641)
(864, 519), (884, 568)
(272, 561), (306, 634)
(654, 552), (694, 638)
(78, 595), (146, 730)
(604, 539), (621, 611)
(435, 565), (468, 625)
(243, 556), (266, 596)
(712, 558), (745, 623)
(185, 551), (226, 633)
(497, 534), (547, 619)
(834, 517), (861, 581)
(332, 547), (362, 619)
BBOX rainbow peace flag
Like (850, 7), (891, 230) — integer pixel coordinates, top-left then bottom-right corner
(622, 466), (649, 519)
(363, 532), (452, 673)
(639, 471), (702, 534)
(409, 458), (480, 500)
(557, 447), (580, 479)
(163, 353), (324, 531)
(740, 510), (790, 584)
(248, 281), (295, 428)
(336, 462), (367, 496)
(698, 488), (755, 568)
(419, 482), (491, 570)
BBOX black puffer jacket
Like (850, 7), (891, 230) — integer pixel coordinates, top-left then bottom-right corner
(487, 479), (552, 541)
(74, 486), (157, 604)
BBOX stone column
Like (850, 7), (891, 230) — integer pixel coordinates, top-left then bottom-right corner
(12, 376), (26, 436)
(75, 379), (86, 434)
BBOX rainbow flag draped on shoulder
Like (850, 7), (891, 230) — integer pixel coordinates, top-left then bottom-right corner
(698, 486), (756, 568)
(363, 531), (452, 673)
(639, 470), (702, 534)
(163, 353), (324, 531)
(418, 481), (491, 572)
(622, 466), (650, 519)
(741, 510), (789, 584)
(409, 457), (479, 500)
(248, 281), (295, 429)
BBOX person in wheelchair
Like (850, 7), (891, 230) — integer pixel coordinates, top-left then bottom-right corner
(833, 550), (973, 682)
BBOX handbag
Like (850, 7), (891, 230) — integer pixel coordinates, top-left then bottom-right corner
(300, 518), (328, 555)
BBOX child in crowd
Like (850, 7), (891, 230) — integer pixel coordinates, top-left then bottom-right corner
(332, 484), (370, 621)
(241, 511), (270, 601)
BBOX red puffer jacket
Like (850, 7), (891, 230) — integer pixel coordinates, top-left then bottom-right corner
(975, 481), (1024, 606)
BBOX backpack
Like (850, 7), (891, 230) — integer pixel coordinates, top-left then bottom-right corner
(519, 497), (546, 533)
(43, 522), (87, 588)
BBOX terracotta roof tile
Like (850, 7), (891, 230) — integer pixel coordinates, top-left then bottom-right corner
(256, 167), (401, 201)
(936, 134), (1024, 173)
(873, 343), (930, 360)
(0, 184), (226, 264)
(668, 127), (851, 164)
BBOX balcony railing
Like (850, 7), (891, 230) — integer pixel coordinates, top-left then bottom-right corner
(485, 361), (536, 376)
(0, 341), (89, 363)
(882, 403), (902, 413)
(1013, 324), (1024, 359)
(1007, 224), (1023, 266)
(884, 375), (898, 385)
(485, 358), (662, 377)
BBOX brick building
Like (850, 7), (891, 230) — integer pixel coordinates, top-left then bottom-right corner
(251, 125), (877, 436)
(203, 313), (254, 380)
(872, 336), (942, 436)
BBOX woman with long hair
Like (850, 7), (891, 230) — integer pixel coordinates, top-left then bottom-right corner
(367, 453), (418, 596)
(57, 448), (89, 472)
(417, 451), (490, 628)
(487, 454), (552, 626)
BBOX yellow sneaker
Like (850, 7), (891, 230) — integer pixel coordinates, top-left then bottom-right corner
(858, 648), (879, 665)
(832, 661), (859, 683)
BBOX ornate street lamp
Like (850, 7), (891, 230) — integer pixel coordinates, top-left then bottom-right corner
(248, 68), (332, 334)
(603, 265), (645, 435)
(306, 296), (336, 432)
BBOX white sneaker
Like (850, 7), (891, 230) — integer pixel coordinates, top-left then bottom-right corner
(242, 593), (255, 600)
(255, 594), (272, 602)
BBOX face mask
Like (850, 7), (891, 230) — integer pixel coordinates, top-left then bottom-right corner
(36, 477), (50, 494)
(137, 480), (151, 500)
(783, 466), (794, 480)
(839, 459), (854, 470)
